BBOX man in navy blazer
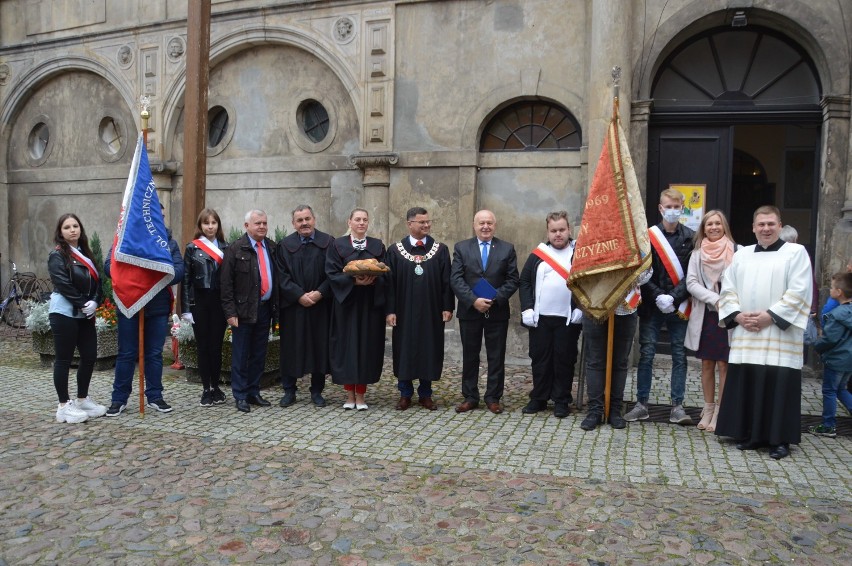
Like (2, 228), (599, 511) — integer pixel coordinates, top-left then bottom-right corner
(450, 209), (520, 414)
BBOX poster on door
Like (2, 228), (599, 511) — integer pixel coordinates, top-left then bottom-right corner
(669, 184), (705, 232)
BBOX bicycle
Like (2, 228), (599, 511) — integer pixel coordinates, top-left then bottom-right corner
(0, 260), (45, 328)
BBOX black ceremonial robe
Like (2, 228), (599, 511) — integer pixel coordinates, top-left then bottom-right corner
(325, 236), (387, 385)
(274, 230), (332, 380)
(385, 237), (454, 381)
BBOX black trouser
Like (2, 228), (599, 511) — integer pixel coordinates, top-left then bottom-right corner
(49, 313), (96, 403)
(282, 373), (326, 395)
(190, 289), (227, 390)
(230, 301), (272, 400)
(582, 313), (638, 417)
(459, 317), (509, 404)
(528, 316), (581, 406)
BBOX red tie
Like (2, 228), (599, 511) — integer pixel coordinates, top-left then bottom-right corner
(256, 242), (270, 297)
(415, 240), (424, 247)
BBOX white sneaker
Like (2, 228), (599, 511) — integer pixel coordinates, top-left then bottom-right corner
(56, 402), (89, 424)
(75, 397), (107, 418)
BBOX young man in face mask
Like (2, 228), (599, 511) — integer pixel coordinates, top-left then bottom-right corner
(625, 188), (696, 425)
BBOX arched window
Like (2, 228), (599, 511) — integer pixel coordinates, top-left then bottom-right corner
(480, 101), (581, 152)
(652, 27), (821, 110)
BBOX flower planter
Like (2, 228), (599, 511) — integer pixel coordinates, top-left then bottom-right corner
(181, 336), (280, 389)
(32, 327), (119, 371)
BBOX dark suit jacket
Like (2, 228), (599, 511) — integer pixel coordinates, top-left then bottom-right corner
(450, 237), (519, 321)
(220, 233), (278, 324)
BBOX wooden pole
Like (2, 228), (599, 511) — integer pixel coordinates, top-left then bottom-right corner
(139, 100), (150, 418)
(603, 313), (614, 421)
(181, 0), (212, 261)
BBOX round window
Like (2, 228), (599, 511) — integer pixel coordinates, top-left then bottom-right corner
(208, 105), (229, 148)
(98, 117), (123, 155)
(28, 122), (50, 161)
(300, 100), (329, 143)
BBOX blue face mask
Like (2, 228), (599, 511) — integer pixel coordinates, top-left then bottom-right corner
(662, 208), (682, 223)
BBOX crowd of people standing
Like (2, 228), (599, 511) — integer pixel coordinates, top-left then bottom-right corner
(44, 196), (850, 461)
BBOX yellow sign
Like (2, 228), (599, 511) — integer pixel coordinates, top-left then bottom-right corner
(669, 184), (706, 231)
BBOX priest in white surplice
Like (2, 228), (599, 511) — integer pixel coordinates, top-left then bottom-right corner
(715, 206), (812, 460)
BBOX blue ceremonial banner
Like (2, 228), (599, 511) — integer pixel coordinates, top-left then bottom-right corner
(111, 132), (175, 317)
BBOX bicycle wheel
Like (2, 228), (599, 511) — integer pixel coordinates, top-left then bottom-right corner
(1, 298), (27, 328)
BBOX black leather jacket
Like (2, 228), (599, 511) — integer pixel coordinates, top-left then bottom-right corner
(182, 240), (229, 311)
(639, 222), (695, 316)
(47, 248), (103, 315)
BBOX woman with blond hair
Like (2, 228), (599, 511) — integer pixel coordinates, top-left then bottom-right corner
(685, 210), (736, 431)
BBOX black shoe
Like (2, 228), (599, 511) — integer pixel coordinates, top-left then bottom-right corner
(581, 413), (601, 431)
(211, 387), (227, 404)
(279, 391), (296, 407)
(200, 390), (214, 407)
(311, 392), (327, 407)
(247, 394), (271, 407)
(608, 413), (626, 429)
(736, 440), (766, 451)
(553, 404), (571, 418)
(147, 398), (173, 413)
(769, 443), (790, 460)
(236, 399), (251, 413)
(105, 402), (126, 417)
(522, 401), (546, 415)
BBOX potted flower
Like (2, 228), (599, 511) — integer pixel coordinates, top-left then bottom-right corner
(175, 317), (280, 387)
(27, 297), (120, 370)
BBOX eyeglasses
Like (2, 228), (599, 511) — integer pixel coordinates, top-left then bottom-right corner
(408, 220), (432, 225)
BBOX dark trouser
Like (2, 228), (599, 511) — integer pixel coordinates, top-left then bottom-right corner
(459, 317), (509, 405)
(112, 309), (169, 404)
(398, 380), (433, 399)
(230, 301), (272, 401)
(583, 313), (638, 417)
(190, 289), (226, 390)
(528, 316), (581, 406)
(49, 313), (97, 403)
(283, 373), (326, 395)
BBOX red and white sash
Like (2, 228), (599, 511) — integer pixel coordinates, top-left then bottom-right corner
(624, 287), (641, 309)
(648, 226), (691, 319)
(193, 237), (223, 265)
(70, 247), (99, 281)
(531, 243), (571, 280)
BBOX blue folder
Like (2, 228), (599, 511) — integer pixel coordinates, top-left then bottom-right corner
(472, 278), (498, 300)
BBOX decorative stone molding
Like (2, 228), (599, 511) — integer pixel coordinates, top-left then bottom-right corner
(167, 37), (185, 61)
(0, 63), (11, 85)
(630, 100), (653, 122)
(333, 17), (356, 44)
(348, 152), (399, 169)
(820, 95), (850, 120)
(117, 45), (133, 68)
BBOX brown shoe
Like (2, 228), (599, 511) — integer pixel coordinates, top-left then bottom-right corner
(419, 397), (438, 411)
(455, 400), (478, 413)
(486, 402), (503, 414)
(396, 397), (412, 411)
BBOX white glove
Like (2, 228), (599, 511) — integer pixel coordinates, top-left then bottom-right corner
(569, 309), (583, 324)
(522, 309), (536, 327)
(81, 300), (97, 317)
(655, 294), (674, 312)
(181, 313), (195, 324)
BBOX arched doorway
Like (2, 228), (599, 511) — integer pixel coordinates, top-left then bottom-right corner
(647, 26), (821, 251)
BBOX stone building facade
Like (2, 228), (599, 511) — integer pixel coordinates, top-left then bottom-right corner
(1, 0), (850, 357)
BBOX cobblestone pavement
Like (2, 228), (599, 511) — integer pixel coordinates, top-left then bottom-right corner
(1, 336), (850, 564)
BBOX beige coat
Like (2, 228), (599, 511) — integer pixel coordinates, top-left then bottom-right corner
(685, 250), (722, 351)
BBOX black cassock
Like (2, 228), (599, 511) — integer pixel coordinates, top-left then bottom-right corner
(326, 236), (387, 385)
(273, 230), (332, 379)
(385, 237), (455, 381)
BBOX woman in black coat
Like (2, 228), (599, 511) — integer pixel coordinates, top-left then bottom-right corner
(182, 208), (229, 407)
(48, 213), (105, 423)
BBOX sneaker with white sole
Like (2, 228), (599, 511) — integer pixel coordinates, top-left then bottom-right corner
(56, 402), (88, 424)
(147, 398), (173, 413)
(74, 397), (107, 418)
(105, 402), (126, 417)
(624, 401), (649, 422)
(669, 404), (693, 424)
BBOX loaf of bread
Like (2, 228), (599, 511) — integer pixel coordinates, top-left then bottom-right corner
(343, 258), (390, 273)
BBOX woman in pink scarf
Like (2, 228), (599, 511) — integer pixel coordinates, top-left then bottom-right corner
(685, 210), (736, 432)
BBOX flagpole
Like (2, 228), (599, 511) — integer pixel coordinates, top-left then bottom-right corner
(138, 97), (150, 418)
(602, 66), (622, 422)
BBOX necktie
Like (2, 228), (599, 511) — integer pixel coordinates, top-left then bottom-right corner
(415, 240), (424, 247)
(353, 238), (366, 250)
(481, 241), (489, 269)
(256, 242), (270, 297)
